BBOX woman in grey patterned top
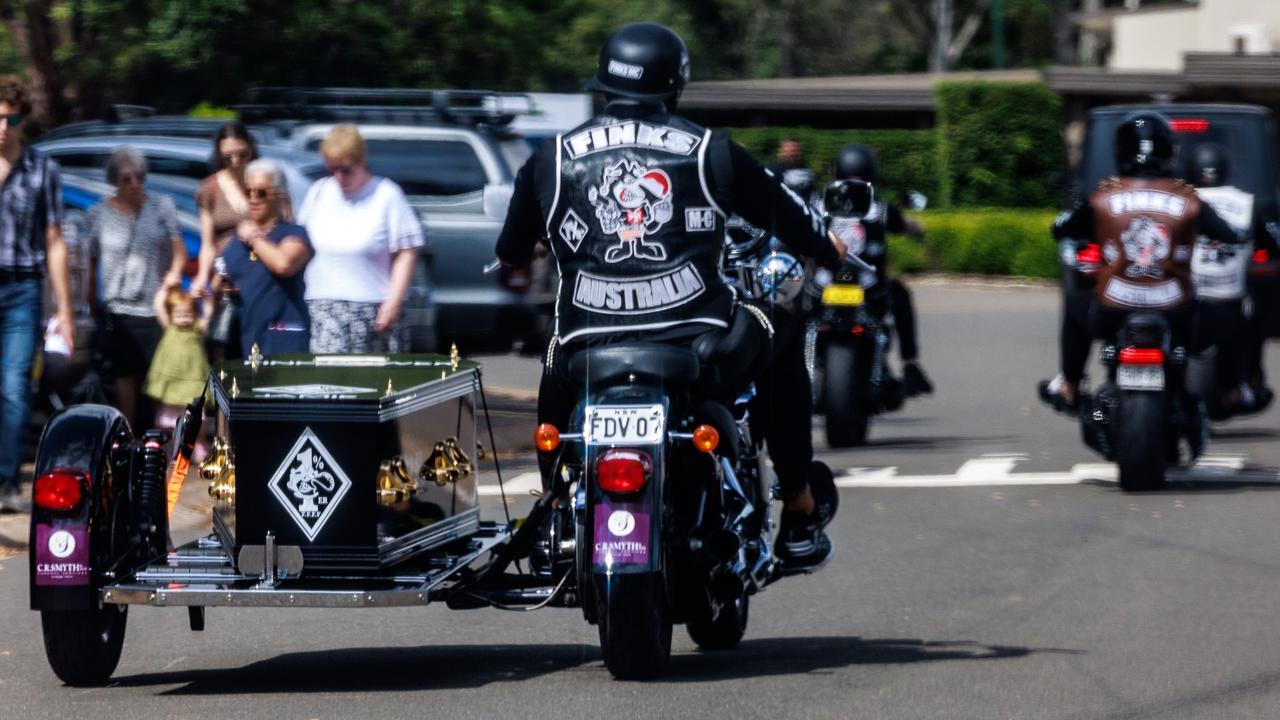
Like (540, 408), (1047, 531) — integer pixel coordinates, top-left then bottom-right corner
(86, 145), (186, 427)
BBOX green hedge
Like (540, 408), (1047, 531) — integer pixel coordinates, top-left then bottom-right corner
(934, 81), (1063, 208)
(889, 208), (1059, 278)
(728, 127), (941, 206)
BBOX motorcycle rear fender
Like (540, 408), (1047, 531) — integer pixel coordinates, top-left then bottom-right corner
(29, 405), (131, 611)
(578, 384), (669, 576)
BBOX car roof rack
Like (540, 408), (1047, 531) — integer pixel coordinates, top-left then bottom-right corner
(234, 87), (539, 130)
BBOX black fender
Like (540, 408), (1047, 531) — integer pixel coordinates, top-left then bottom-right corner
(30, 405), (132, 611)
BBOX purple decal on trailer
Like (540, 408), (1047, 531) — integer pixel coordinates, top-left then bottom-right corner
(592, 501), (651, 567)
(34, 524), (89, 586)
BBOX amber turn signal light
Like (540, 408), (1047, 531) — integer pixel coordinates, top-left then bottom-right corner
(692, 424), (720, 453)
(534, 423), (561, 452)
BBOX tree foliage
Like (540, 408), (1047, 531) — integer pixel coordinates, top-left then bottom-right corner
(0, 0), (1060, 127)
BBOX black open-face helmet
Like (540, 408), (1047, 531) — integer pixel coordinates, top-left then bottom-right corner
(834, 144), (878, 183)
(1188, 142), (1230, 187)
(1115, 111), (1175, 177)
(585, 22), (690, 108)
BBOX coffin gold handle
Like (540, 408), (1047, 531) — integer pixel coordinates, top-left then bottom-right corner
(376, 456), (419, 506)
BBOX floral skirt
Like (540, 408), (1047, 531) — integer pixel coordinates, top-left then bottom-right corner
(306, 299), (407, 354)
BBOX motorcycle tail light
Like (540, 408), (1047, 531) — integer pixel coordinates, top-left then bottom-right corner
(692, 425), (720, 453)
(1254, 248), (1270, 264)
(1077, 242), (1102, 265)
(534, 423), (561, 452)
(34, 468), (87, 512)
(595, 449), (651, 494)
(1118, 347), (1164, 365)
(852, 325), (865, 336)
(1170, 119), (1210, 133)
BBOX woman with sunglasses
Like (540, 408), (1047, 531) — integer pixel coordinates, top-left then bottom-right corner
(217, 159), (312, 356)
(86, 145), (186, 428)
(299, 124), (423, 354)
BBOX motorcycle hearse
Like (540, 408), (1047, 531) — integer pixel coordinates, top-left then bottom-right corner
(26, 183), (869, 685)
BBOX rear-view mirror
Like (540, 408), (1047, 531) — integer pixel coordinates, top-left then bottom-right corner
(822, 179), (874, 219)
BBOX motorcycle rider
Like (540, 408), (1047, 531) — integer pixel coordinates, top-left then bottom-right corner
(1185, 142), (1276, 417)
(494, 22), (848, 570)
(824, 143), (934, 396)
(769, 139), (816, 206)
(1039, 111), (1240, 411)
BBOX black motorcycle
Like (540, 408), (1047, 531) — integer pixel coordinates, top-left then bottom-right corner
(808, 181), (904, 447)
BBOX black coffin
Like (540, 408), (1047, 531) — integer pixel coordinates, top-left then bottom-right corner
(206, 354), (482, 575)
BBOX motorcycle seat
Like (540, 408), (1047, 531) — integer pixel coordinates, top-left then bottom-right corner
(567, 342), (700, 386)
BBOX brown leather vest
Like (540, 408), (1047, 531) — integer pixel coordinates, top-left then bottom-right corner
(1090, 177), (1200, 309)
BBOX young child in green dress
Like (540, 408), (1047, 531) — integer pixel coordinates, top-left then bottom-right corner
(146, 285), (211, 459)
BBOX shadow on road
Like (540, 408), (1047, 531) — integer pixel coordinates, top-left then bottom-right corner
(111, 636), (1077, 693)
(1081, 465), (1280, 495)
(858, 435), (1018, 450)
(1208, 427), (1280, 443)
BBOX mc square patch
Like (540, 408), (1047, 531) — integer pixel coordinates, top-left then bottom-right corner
(685, 207), (717, 232)
(572, 262), (706, 316)
(559, 209), (589, 253)
(268, 427), (353, 542)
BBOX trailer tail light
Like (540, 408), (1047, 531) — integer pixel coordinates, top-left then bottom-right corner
(534, 423), (561, 452)
(1254, 248), (1270, 264)
(595, 449), (651, 494)
(1077, 242), (1102, 265)
(1170, 119), (1210, 133)
(34, 468), (87, 512)
(1118, 347), (1164, 365)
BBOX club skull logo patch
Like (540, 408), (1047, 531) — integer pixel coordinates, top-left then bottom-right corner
(1121, 216), (1171, 279)
(589, 158), (674, 263)
(268, 427), (352, 541)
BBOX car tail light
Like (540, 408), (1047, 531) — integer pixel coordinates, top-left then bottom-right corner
(595, 449), (651, 494)
(1118, 347), (1164, 365)
(1170, 119), (1210, 133)
(1254, 248), (1270, 264)
(34, 468), (87, 511)
(534, 423), (560, 452)
(1077, 242), (1102, 265)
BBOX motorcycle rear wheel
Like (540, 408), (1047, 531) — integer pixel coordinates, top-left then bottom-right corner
(595, 572), (672, 679)
(824, 343), (869, 448)
(687, 593), (749, 650)
(40, 605), (128, 686)
(1115, 391), (1167, 491)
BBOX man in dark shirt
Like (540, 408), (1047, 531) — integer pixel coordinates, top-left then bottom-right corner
(495, 23), (847, 569)
(0, 75), (73, 513)
(769, 138), (816, 207)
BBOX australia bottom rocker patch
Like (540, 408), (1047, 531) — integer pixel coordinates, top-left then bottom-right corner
(572, 262), (705, 315)
(268, 427), (352, 541)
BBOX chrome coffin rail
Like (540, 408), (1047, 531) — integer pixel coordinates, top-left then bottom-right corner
(102, 526), (508, 608)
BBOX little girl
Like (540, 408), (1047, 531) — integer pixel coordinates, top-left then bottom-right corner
(146, 285), (212, 458)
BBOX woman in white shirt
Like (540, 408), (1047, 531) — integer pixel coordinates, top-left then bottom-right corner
(299, 124), (425, 353)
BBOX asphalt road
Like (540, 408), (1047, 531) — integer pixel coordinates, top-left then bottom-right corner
(4, 280), (1280, 719)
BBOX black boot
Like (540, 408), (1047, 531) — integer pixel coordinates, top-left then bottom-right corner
(903, 362), (934, 397)
(775, 462), (837, 573)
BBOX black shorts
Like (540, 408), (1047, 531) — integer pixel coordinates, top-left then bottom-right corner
(104, 313), (162, 377)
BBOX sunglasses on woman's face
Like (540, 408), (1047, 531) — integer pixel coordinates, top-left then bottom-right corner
(1, 113), (23, 128)
(221, 149), (251, 163)
(326, 163), (355, 177)
(117, 172), (144, 185)
(246, 187), (274, 201)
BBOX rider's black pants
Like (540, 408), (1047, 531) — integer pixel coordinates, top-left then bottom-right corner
(1197, 299), (1248, 392)
(889, 278), (920, 362)
(1062, 295), (1200, 385)
(1060, 287), (1094, 384)
(536, 305), (817, 502)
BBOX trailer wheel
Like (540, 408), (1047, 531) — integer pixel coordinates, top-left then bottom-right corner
(40, 604), (128, 686)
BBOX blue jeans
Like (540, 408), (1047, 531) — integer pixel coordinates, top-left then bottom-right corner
(0, 277), (40, 492)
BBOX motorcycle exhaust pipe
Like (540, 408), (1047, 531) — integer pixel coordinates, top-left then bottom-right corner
(704, 528), (742, 562)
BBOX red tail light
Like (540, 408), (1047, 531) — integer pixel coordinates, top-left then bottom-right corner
(34, 468), (87, 511)
(595, 449), (651, 494)
(1170, 119), (1210, 133)
(1254, 248), (1270, 264)
(1118, 347), (1164, 365)
(851, 325), (865, 336)
(1077, 242), (1102, 265)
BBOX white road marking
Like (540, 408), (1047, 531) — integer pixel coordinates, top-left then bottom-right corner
(834, 453), (1271, 488)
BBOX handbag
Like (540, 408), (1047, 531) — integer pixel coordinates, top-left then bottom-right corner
(205, 287), (242, 358)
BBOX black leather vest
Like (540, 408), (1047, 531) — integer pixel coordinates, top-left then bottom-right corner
(543, 113), (733, 344)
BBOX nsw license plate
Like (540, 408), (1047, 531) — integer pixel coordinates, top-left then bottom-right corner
(1117, 364), (1164, 391)
(822, 284), (865, 306)
(583, 405), (666, 446)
